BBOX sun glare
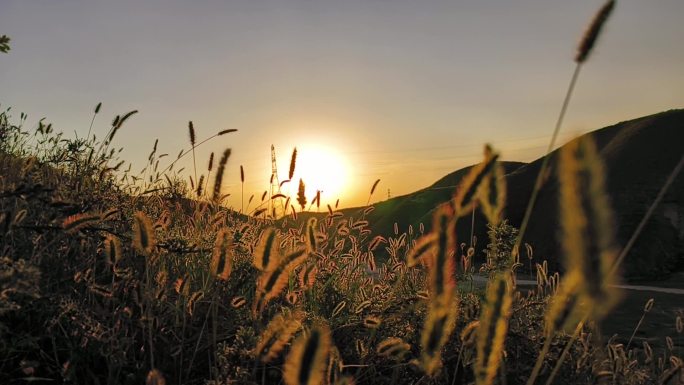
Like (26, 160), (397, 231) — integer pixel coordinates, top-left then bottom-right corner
(290, 145), (350, 204)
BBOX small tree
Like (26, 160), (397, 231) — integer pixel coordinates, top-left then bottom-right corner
(0, 35), (10, 53)
(482, 219), (519, 276)
(297, 178), (307, 211)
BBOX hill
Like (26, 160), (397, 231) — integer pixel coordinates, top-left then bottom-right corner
(515, 109), (684, 279)
(336, 109), (684, 280)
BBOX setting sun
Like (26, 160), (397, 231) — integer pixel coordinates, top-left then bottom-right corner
(289, 145), (350, 205)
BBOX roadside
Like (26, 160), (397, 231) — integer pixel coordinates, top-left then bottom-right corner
(468, 273), (684, 348)
(470, 274), (684, 295)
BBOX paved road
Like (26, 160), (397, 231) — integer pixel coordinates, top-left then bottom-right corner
(470, 275), (684, 295)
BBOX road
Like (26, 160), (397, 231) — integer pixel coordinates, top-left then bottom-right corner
(470, 275), (684, 295)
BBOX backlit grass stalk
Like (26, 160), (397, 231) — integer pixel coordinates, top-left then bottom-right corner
(514, 0), (616, 254)
(205, 152), (214, 199)
(527, 133), (621, 385)
(453, 146), (499, 217)
(254, 228), (279, 271)
(627, 298), (654, 348)
(86, 102), (102, 141)
(189, 121), (197, 187)
(557, 136), (621, 320)
(256, 310), (305, 362)
(283, 323), (332, 385)
(475, 273), (512, 385)
(240, 165), (244, 213)
(420, 291), (459, 376)
(158, 128), (237, 175)
(527, 275), (584, 385)
(406, 202), (457, 374)
(212, 148), (231, 203)
(95, 109), (138, 160)
(366, 179), (380, 206)
(253, 248), (308, 316)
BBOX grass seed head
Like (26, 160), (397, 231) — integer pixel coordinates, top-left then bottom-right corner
(475, 274), (512, 385)
(283, 323), (332, 385)
(575, 0), (616, 63)
(212, 148), (231, 202)
(256, 310), (305, 362)
(558, 136), (622, 321)
(132, 211), (155, 256)
(211, 229), (232, 280)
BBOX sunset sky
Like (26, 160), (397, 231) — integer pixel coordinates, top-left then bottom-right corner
(2, 0), (683, 209)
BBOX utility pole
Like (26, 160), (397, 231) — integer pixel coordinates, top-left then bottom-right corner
(270, 145), (284, 218)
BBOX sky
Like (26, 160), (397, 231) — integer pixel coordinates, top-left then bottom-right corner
(1, 0), (683, 210)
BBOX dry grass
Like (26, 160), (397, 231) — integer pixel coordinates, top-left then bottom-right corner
(1, 1), (683, 384)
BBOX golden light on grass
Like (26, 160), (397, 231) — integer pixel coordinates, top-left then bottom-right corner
(254, 228), (280, 271)
(377, 337), (411, 360)
(283, 323), (332, 385)
(211, 229), (232, 281)
(253, 248), (308, 315)
(132, 211), (155, 256)
(420, 290), (459, 376)
(256, 310), (305, 362)
(558, 136), (621, 321)
(475, 273), (512, 385)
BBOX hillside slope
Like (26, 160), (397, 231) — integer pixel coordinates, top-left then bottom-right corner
(340, 109), (684, 279)
(514, 109), (684, 278)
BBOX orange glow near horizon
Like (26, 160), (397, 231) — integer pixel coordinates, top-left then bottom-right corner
(287, 144), (351, 207)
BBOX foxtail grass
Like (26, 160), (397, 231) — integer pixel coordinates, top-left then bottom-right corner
(297, 179), (307, 210)
(256, 310), (305, 362)
(210, 229), (232, 280)
(188, 121), (197, 186)
(283, 323), (332, 385)
(557, 136), (621, 320)
(514, 0), (617, 258)
(366, 179), (381, 206)
(306, 217), (318, 253)
(254, 228), (279, 271)
(132, 211), (155, 256)
(86, 102), (102, 141)
(453, 145), (499, 217)
(253, 248), (308, 315)
(212, 148), (231, 203)
(289, 147), (297, 180)
(420, 291), (459, 376)
(377, 337), (411, 360)
(475, 274), (512, 385)
(240, 164), (244, 212)
(416, 206), (459, 376)
(627, 298), (655, 348)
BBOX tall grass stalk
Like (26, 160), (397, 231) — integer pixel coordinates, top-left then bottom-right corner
(514, 62), (581, 254)
(189, 121), (197, 186)
(515, 0), (616, 254)
(240, 165), (245, 213)
(159, 128), (237, 176)
(627, 298), (654, 348)
(86, 102), (102, 141)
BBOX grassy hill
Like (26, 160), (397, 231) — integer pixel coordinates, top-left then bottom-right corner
(335, 109), (684, 280)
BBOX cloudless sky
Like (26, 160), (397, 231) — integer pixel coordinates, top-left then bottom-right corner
(2, 0), (683, 209)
